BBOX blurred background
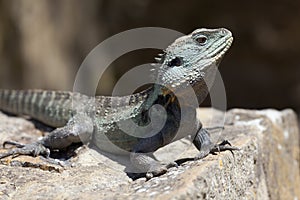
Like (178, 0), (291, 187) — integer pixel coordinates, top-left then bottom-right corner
(0, 0), (299, 115)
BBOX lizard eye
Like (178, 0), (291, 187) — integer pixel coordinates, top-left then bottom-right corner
(167, 57), (183, 67)
(196, 35), (208, 45)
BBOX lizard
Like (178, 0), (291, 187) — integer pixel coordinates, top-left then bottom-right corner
(0, 28), (237, 179)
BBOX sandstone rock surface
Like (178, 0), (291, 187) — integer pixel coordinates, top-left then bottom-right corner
(0, 108), (299, 199)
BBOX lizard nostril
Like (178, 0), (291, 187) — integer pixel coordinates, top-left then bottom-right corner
(220, 28), (228, 36)
(220, 28), (232, 37)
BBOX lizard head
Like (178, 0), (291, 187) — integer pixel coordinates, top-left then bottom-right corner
(153, 28), (233, 96)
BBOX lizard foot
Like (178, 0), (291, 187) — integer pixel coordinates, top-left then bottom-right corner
(146, 161), (178, 179)
(209, 140), (240, 155)
(0, 141), (50, 159)
(194, 140), (240, 160)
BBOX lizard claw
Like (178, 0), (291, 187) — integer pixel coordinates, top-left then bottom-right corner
(194, 140), (239, 160)
(210, 140), (240, 154)
(0, 141), (50, 159)
(3, 141), (26, 148)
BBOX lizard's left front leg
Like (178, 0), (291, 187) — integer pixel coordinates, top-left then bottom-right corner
(0, 113), (93, 160)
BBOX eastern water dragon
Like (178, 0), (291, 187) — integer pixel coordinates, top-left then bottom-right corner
(0, 28), (237, 179)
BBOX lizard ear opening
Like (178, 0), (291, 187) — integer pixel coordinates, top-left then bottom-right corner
(167, 57), (183, 67)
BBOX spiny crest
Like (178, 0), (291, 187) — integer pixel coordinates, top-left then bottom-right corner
(150, 51), (166, 72)
(154, 52), (166, 64)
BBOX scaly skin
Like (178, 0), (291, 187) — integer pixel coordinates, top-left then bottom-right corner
(0, 28), (237, 179)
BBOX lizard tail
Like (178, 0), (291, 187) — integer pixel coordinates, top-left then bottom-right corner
(0, 89), (73, 127)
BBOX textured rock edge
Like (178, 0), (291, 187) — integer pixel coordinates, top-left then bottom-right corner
(0, 108), (299, 200)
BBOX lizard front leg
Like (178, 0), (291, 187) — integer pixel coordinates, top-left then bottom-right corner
(193, 127), (239, 160)
(130, 133), (177, 179)
(0, 113), (93, 160)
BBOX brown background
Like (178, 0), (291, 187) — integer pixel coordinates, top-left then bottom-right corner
(0, 0), (299, 114)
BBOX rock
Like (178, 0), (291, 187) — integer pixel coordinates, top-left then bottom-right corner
(0, 108), (299, 199)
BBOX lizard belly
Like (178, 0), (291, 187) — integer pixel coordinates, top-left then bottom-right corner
(92, 122), (139, 155)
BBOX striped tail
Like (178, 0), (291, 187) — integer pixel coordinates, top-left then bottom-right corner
(0, 89), (75, 127)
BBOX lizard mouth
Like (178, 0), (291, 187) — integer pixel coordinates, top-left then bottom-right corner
(214, 36), (233, 65)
